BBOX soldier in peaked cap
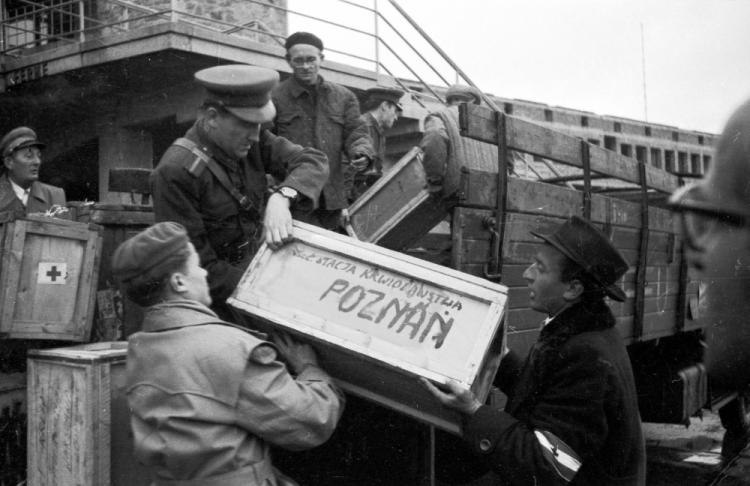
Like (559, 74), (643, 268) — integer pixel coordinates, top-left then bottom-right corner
(424, 216), (646, 486)
(349, 86), (405, 200)
(0, 126), (66, 222)
(272, 31), (374, 230)
(150, 64), (328, 317)
(111, 222), (344, 486)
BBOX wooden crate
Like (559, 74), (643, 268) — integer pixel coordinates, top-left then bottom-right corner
(346, 146), (452, 250)
(228, 221), (507, 434)
(72, 202), (154, 338)
(27, 342), (151, 486)
(0, 215), (102, 341)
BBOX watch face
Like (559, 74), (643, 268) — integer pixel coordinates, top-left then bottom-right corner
(279, 187), (298, 199)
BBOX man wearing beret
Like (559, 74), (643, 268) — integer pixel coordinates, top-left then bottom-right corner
(272, 31), (374, 230)
(420, 84), (489, 196)
(423, 216), (646, 485)
(0, 126), (66, 222)
(112, 221), (344, 486)
(151, 64), (328, 315)
(349, 86), (404, 201)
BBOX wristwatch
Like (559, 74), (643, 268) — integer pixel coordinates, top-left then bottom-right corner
(275, 186), (299, 203)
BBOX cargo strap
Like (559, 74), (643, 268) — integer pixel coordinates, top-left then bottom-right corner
(172, 138), (258, 215)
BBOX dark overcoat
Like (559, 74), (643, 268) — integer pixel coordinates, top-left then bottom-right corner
(463, 300), (646, 486)
(150, 120), (328, 303)
(0, 172), (66, 222)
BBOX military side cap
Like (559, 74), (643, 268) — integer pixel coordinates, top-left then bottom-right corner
(112, 221), (191, 284)
(445, 84), (482, 105)
(1, 126), (45, 157)
(530, 215), (628, 302)
(195, 65), (279, 123)
(366, 86), (405, 110)
(285, 31), (324, 51)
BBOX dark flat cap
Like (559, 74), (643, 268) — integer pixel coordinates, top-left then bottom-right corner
(1, 127), (45, 158)
(531, 216), (628, 302)
(285, 31), (324, 51)
(445, 85), (482, 105)
(195, 65), (279, 123)
(112, 222), (191, 283)
(366, 86), (405, 110)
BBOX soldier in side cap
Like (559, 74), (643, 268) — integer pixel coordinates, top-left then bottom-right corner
(112, 221), (344, 486)
(348, 86), (405, 201)
(150, 64), (328, 318)
(0, 126), (66, 222)
(667, 97), (750, 462)
(423, 216), (646, 486)
(272, 31), (374, 230)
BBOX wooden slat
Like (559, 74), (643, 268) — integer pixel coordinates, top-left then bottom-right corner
(459, 103), (680, 193)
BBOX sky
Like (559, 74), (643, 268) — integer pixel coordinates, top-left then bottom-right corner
(287, 0), (750, 134)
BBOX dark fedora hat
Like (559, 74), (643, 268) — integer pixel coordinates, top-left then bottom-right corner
(365, 86), (405, 111)
(531, 215), (628, 301)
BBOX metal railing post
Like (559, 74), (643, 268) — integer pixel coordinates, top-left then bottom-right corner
(373, 0), (380, 78)
(78, 0), (85, 42)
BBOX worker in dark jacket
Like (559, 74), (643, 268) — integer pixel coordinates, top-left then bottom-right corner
(668, 98), (750, 462)
(272, 31), (373, 230)
(423, 216), (646, 486)
(0, 126), (66, 222)
(151, 65), (328, 313)
(349, 85), (404, 201)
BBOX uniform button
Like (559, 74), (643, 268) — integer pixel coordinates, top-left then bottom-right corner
(479, 439), (492, 452)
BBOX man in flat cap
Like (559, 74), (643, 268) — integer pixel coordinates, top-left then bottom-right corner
(424, 216), (646, 486)
(0, 126), (66, 222)
(419, 84), (489, 196)
(668, 98), (750, 463)
(272, 31), (374, 230)
(349, 86), (404, 201)
(151, 64), (328, 317)
(112, 221), (344, 486)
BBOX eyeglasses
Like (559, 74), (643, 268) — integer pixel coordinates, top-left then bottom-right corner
(289, 56), (319, 67)
(668, 184), (750, 250)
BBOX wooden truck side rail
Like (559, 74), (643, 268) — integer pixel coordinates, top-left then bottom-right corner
(454, 103), (697, 358)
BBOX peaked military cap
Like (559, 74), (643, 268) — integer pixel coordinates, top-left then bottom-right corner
(285, 31), (324, 52)
(366, 86), (405, 110)
(531, 215), (628, 302)
(445, 84), (482, 105)
(195, 65), (279, 123)
(1, 126), (45, 158)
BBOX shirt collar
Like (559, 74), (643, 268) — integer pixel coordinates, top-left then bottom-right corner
(9, 178), (30, 204)
(289, 75), (326, 98)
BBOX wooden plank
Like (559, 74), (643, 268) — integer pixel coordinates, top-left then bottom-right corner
(459, 104), (680, 193)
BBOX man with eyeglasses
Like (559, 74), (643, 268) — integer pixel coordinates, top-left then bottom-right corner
(272, 31), (374, 230)
(0, 126), (66, 222)
(667, 98), (750, 463)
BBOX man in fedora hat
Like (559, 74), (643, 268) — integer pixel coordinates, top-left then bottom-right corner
(112, 222), (344, 486)
(349, 85), (404, 201)
(0, 126), (66, 222)
(423, 215), (646, 486)
(151, 64), (328, 317)
(667, 98), (750, 462)
(272, 31), (374, 230)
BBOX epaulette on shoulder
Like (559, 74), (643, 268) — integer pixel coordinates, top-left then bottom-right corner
(185, 155), (207, 178)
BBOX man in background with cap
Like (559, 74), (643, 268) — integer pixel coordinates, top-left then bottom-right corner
(272, 31), (374, 230)
(419, 84), (483, 195)
(151, 64), (328, 316)
(112, 221), (344, 486)
(349, 85), (404, 201)
(668, 98), (750, 464)
(423, 215), (645, 486)
(0, 126), (66, 222)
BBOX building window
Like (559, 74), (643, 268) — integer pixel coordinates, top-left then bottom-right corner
(604, 136), (617, 151)
(650, 148), (662, 169)
(703, 155), (711, 173)
(581, 116), (589, 127)
(665, 151), (675, 172)
(678, 151), (688, 173)
(614, 122), (622, 133)
(621, 144), (633, 157)
(645, 126), (652, 136)
(636, 146), (646, 164)
(544, 109), (553, 122)
(672, 131), (679, 142)
(504, 103), (514, 114)
(698, 135), (704, 145)
(690, 154), (701, 174)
